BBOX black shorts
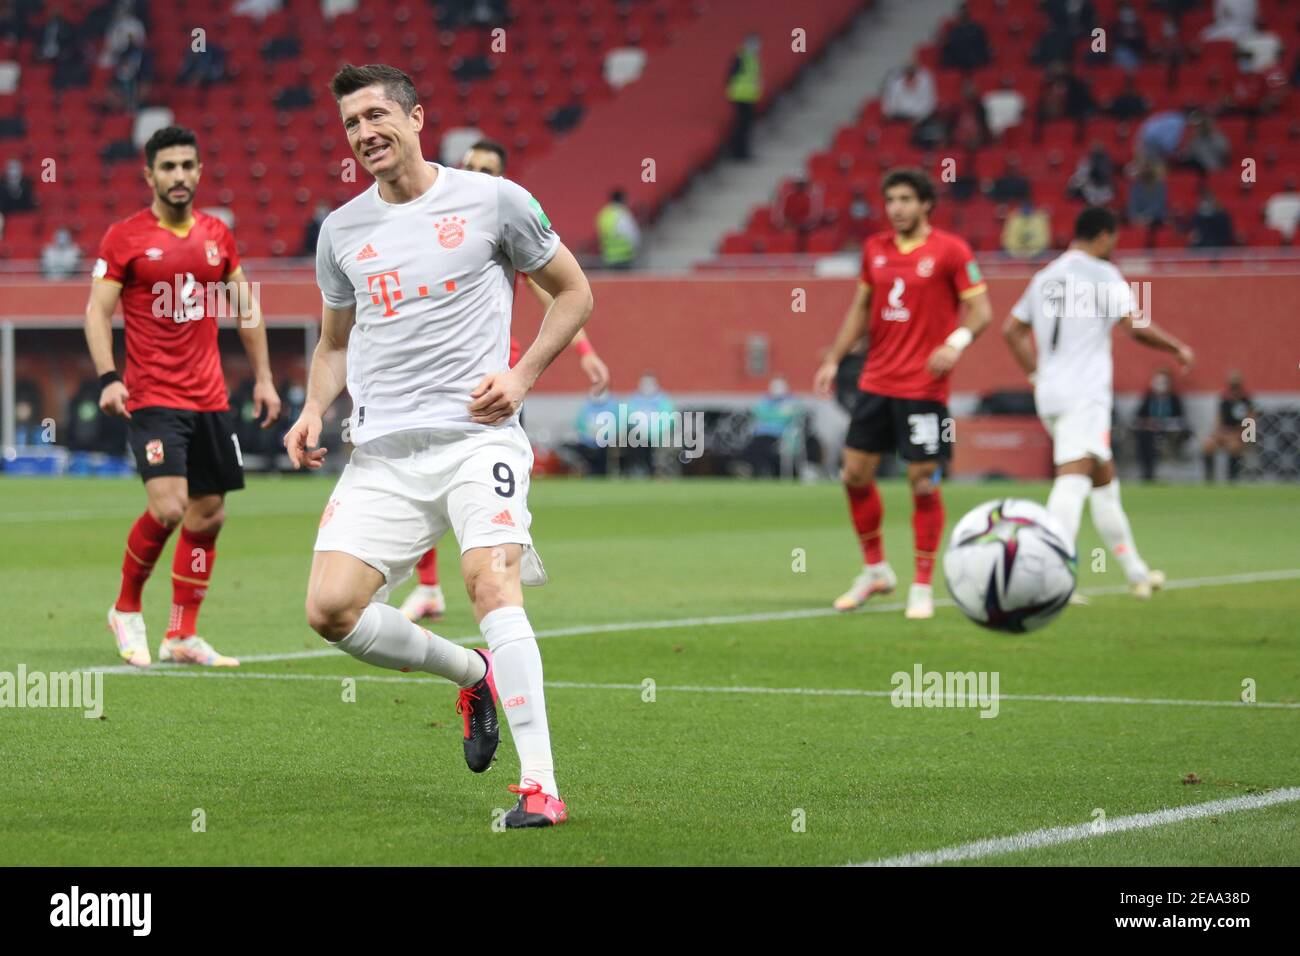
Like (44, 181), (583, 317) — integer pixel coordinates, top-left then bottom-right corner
(845, 390), (952, 462)
(128, 406), (245, 495)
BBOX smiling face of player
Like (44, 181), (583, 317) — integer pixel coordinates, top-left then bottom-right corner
(339, 84), (425, 183)
(145, 145), (201, 216)
(461, 148), (503, 177)
(884, 184), (930, 238)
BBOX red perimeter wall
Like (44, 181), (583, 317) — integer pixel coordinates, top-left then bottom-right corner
(4, 272), (1297, 394)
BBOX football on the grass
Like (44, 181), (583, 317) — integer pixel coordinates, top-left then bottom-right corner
(943, 498), (1077, 633)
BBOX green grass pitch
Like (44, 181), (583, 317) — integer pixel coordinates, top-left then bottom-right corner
(1, 476), (1297, 866)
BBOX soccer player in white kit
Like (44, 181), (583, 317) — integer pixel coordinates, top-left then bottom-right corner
(1003, 207), (1194, 599)
(284, 64), (593, 828)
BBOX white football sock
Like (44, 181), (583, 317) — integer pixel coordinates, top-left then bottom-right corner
(1089, 480), (1150, 583)
(336, 603), (484, 687)
(1046, 473), (1093, 548)
(481, 605), (556, 798)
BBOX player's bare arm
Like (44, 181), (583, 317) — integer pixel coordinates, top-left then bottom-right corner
(286, 302), (355, 469)
(1002, 313), (1038, 379)
(227, 265), (282, 427)
(524, 273), (609, 392)
(1120, 314), (1194, 371)
(470, 245), (593, 425)
(927, 288), (992, 378)
(814, 280), (872, 396)
(85, 277), (130, 418)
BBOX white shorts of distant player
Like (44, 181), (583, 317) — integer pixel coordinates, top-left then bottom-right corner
(1040, 401), (1112, 467)
(314, 421), (547, 601)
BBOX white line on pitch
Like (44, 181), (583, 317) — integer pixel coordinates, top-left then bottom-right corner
(850, 787), (1300, 867)
(79, 568), (1300, 677)
(85, 668), (1300, 710)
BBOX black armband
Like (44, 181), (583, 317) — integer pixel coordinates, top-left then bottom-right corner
(99, 371), (122, 388)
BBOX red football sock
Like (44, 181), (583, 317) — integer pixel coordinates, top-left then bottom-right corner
(166, 527), (218, 639)
(912, 489), (945, 586)
(416, 548), (439, 586)
(845, 482), (885, 564)
(116, 511), (175, 613)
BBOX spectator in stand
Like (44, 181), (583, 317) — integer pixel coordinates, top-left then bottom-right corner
(1042, 0), (1098, 41)
(1218, 56), (1288, 120)
(106, 33), (152, 112)
(0, 158), (33, 213)
(232, 0), (283, 20)
(1188, 189), (1235, 247)
(1264, 179), (1300, 241)
(1135, 108), (1186, 162)
(1152, 16), (1191, 86)
(178, 41), (228, 86)
(940, 3), (992, 72)
(1067, 142), (1116, 204)
(1108, 72), (1150, 120)
(1108, 2), (1148, 71)
(1201, 0), (1256, 42)
(97, 0), (144, 68)
(1202, 371), (1255, 482)
(1031, 19), (1076, 67)
(881, 60), (936, 124)
(41, 6), (91, 89)
(945, 78), (992, 151)
(300, 201), (331, 256)
(1132, 368), (1189, 482)
(774, 177), (824, 241)
(1179, 112), (1229, 173)
(1001, 201), (1052, 257)
(1127, 156), (1168, 236)
(0, 0), (37, 41)
(1036, 61), (1095, 131)
(41, 226), (80, 279)
(987, 155), (1031, 203)
(844, 186), (873, 242)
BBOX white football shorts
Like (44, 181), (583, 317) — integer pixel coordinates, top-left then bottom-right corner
(314, 422), (547, 599)
(1040, 401), (1113, 466)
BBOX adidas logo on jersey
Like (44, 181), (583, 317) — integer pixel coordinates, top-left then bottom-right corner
(356, 243), (378, 261)
(490, 509), (515, 528)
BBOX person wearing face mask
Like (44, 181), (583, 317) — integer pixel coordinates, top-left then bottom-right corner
(1203, 371), (1256, 482)
(1132, 368), (1188, 482)
(743, 376), (800, 478)
(624, 372), (675, 476)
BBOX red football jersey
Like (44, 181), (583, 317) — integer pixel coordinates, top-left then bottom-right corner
(93, 209), (240, 412)
(857, 227), (986, 402)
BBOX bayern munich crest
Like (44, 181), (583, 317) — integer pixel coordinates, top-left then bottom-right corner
(436, 216), (467, 249)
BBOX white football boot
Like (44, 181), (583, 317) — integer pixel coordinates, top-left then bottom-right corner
(399, 584), (446, 622)
(159, 636), (239, 667)
(108, 607), (150, 667)
(904, 583), (935, 620)
(1132, 569), (1166, 600)
(833, 563), (897, 611)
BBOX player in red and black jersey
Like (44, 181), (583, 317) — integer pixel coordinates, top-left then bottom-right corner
(396, 138), (612, 623)
(85, 126), (282, 667)
(814, 168), (993, 620)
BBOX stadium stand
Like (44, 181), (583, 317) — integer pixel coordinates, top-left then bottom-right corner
(720, 0), (1300, 255)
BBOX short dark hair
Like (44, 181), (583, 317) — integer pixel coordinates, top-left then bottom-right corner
(881, 167), (936, 207)
(468, 138), (508, 171)
(1074, 206), (1118, 240)
(610, 188), (626, 203)
(329, 63), (418, 114)
(144, 126), (199, 167)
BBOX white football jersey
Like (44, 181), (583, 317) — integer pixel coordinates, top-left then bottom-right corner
(315, 163), (561, 444)
(1010, 248), (1135, 416)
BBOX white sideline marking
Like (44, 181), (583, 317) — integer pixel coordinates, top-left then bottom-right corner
(81, 568), (1300, 677)
(850, 787), (1300, 867)
(85, 670), (1300, 710)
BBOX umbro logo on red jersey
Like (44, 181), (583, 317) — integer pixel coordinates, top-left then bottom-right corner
(490, 509), (515, 528)
(356, 243), (378, 261)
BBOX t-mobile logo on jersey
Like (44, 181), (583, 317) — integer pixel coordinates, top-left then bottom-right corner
(882, 276), (910, 322)
(366, 270), (404, 317)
